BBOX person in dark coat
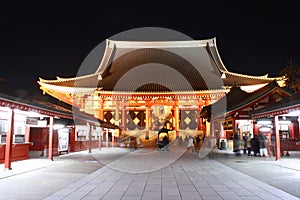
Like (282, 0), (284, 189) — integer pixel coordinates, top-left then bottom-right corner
(243, 134), (248, 153)
(250, 135), (260, 156)
(234, 135), (241, 156)
(258, 133), (268, 157)
(163, 135), (169, 151)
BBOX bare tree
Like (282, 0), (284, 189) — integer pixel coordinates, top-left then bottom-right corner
(279, 58), (300, 93)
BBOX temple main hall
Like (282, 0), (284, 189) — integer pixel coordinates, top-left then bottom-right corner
(38, 38), (285, 146)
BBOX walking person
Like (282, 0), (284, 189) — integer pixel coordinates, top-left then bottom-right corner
(250, 135), (260, 156)
(178, 136), (183, 147)
(246, 134), (252, 156)
(195, 135), (201, 151)
(271, 132), (276, 156)
(184, 135), (189, 147)
(258, 133), (268, 157)
(234, 135), (241, 156)
(243, 134), (248, 154)
(163, 135), (169, 151)
(187, 136), (195, 153)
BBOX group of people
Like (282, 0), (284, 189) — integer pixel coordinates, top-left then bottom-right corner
(182, 135), (203, 153)
(234, 133), (270, 157)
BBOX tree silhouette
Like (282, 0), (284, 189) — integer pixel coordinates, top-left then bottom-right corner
(279, 58), (300, 93)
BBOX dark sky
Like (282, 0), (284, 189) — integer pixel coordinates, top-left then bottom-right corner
(0, 1), (299, 95)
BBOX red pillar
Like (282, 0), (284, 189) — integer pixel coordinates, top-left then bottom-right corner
(175, 106), (180, 139)
(112, 130), (115, 147)
(98, 127), (102, 150)
(4, 109), (14, 169)
(297, 117), (300, 139)
(88, 123), (92, 153)
(105, 128), (109, 148)
(145, 106), (149, 140)
(275, 116), (281, 160)
(25, 125), (30, 143)
(122, 106), (127, 131)
(289, 122), (294, 138)
(69, 127), (75, 152)
(48, 116), (54, 161)
(211, 121), (215, 138)
(99, 100), (104, 120)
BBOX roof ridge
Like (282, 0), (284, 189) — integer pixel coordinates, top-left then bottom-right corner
(106, 38), (216, 48)
(222, 70), (284, 80)
(38, 73), (99, 83)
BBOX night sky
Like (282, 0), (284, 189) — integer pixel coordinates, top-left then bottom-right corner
(1, 1), (299, 95)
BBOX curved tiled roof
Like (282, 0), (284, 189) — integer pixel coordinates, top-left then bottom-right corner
(201, 81), (292, 118)
(251, 91), (300, 118)
(0, 81), (118, 128)
(38, 38), (285, 93)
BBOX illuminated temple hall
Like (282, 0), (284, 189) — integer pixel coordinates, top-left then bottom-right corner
(38, 38), (285, 146)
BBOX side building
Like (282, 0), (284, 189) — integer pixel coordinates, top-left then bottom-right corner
(251, 91), (300, 160)
(0, 79), (117, 169)
(200, 81), (291, 154)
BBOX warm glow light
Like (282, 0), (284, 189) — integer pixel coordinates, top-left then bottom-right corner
(288, 110), (300, 116)
(0, 107), (11, 112)
(259, 126), (271, 132)
(240, 84), (268, 93)
(53, 124), (65, 130)
(277, 80), (286, 87)
(279, 121), (291, 124)
(257, 120), (272, 125)
(26, 111), (44, 117)
(221, 73), (226, 79)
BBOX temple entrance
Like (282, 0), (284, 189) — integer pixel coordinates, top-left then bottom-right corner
(151, 105), (173, 131)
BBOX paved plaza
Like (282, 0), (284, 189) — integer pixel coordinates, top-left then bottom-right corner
(1, 146), (300, 200)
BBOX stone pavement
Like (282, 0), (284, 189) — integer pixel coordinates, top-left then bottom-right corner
(209, 148), (300, 199)
(0, 146), (300, 200)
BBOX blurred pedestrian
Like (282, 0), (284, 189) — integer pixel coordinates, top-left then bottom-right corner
(258, 133), (268, 157)
(163, 135), (169, 151)
(178, 136), (183, 146)
(187, 136), (194, 153)
(234, 135), (241, 156)
(243, 134), (248, 154)
(195, 135), (201, 150)
(246, 134), (252, 156)
(250, 135), (260, 156)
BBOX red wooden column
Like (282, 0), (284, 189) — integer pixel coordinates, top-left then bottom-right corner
(48, 116), (54, 161)
(105, 128), (109, 148)
(98, 127), (102, 150)
(88, 123), (92, 153)
(211, 120), (215, 138)
(198, 104), (203, 131)
(99, 100), (104, 120)
(98, 100), (104, 150)
(289, 122), (294, 138)
(25, 125), (30, 142)
(122, 104), (127, 131)
(174, 104), (180, 139)
(114, 101), (119, 145)
(145, 105), (149, 140)
(253, 122), (259, 136)
(69, 127), (75, 152)
(4, 109), (14, 169)
(111, 129), (115, 147)
(274, 116), (281, 160)
(298, 117), (300, 139)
